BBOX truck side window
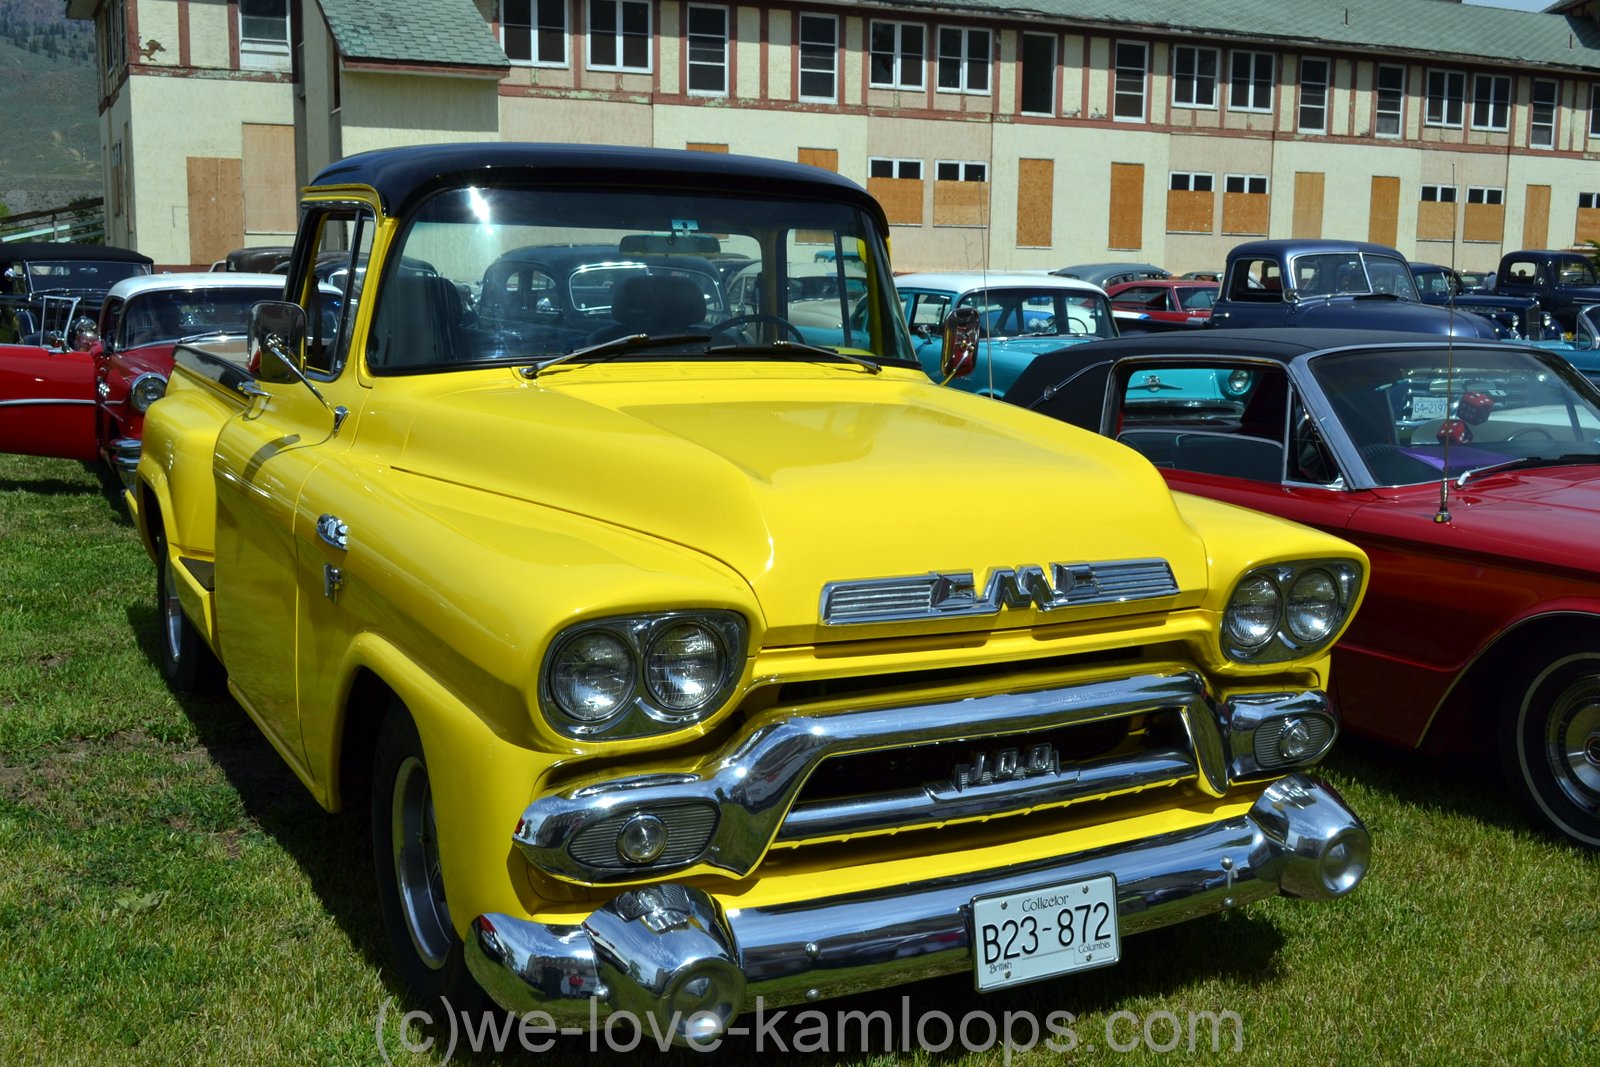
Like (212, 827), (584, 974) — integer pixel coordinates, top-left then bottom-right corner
(297, 206), (375, 377)
(1227, 259), (1283, 302)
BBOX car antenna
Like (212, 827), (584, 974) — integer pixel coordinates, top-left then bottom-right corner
(1435, 163), (1458, 524)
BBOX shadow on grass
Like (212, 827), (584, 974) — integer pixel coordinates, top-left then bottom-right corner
(1319, 734), (1527, 837)
(0, 460), (132, 526)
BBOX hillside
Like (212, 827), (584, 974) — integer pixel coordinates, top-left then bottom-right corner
(0, 6), (100, 216)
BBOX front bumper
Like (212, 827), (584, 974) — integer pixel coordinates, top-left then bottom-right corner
(468, 773), (1367, 1038)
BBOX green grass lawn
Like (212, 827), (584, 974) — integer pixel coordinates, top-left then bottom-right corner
(2, 452), (1597, 1065)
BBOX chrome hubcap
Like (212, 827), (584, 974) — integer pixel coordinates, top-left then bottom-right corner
(161, 557), (184, 665)
(1546, 683), (1600, 813)
(392, 755), (452, 969)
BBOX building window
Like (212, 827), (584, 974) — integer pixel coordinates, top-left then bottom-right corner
(99, 0), (128, 92)
(1376, 63), (1406, 138)
(502, 0), (567, 66)
(1471, 74), (1511, 131)
(588, 0), (651, 72)
(239, 0), (290, 69)
(1298, 57), (1329, 133)
(1581, 192), (1600, 210)
(1172, 45), (1218, 109)
(798, 14), (837, 101)
(1425, 69), (1465, 127)
(1229, 50), (1274, 112)
(870, 158), (922, 179)
(1531, 78), (1557, 149)
(870, 21), (924, 90)
(937, 26), (990, 94)
(1226, 174), (1269, 195)
(1170, 172), (1214, 192)
(936, 161), (987, 182)
(1020, 32), (1056, 115)
(1114, 41), (1147, 121)
(1591, 84), (1600, 138)
(1467, 186), (1504, 206)
(686, 5), (727, 94)
(1421, 184), (1457, 203)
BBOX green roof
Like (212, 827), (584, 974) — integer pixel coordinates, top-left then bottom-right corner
(923, 0), (1600, 71)
(317, 0), (509, 70)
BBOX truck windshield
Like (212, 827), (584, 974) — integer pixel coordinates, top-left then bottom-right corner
(368, 184), (916, 372)
(1293, 253), (1420, 300)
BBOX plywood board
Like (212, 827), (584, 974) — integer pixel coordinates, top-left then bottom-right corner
(1369, 176), (1399, 247)
(1416, 200), (1456, 242)
(686, 142), (729, 153)
(1016, 158), (1054, 247)
(933, 181), (989, 226)
(1165, 189), (1213, 234)
(869, 177), (924, 225)
(1222, 192), (1269, 236)
(1523, 184), (1550, 248)
(1292, 172), (1324, 238)
(1463, 203), (1504, 245)
(242, 124), (297, 234)
(1109, 162), (1143, 250)
(187, 156), (243, 266)
(798, 147), (838, 171)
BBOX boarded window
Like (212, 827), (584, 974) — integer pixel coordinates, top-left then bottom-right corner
(1165, 190), (1213, 233)
(1369, 176), (1399, 246)
(1222, 188), (1269, 235)
(1463, 202), (1504, 243)
(870, 178), (924, 225)
(242, 124), (297, 234)
(1417, 201), (1455, 241)
(798, 148), (838, 171)
(1523, 185), (1550, 248)
(1292, 172), (1324, 238)
(1109, 162), (1144, 250)
(933, 178), (987, 225)
(187, 156), (243, 266)
(1016, 158), (1053, 246)
(686, 142), (729, 153)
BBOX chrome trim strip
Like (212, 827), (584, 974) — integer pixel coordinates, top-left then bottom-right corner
(514, 671), (1228, 883)
(0, 398), (95, 408)
(472, 774), (1368, 1030)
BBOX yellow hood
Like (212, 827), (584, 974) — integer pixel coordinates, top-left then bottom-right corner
(386, 364), (1210, 643)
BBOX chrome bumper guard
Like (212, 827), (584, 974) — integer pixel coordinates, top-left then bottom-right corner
(469, 773), (1369, 1039)
(106, 437), (141, 488)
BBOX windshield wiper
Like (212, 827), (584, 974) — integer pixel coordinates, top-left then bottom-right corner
(706, 339), (881, 374)
(1456, 453), (1600, 486)
(522, 332), (713, 377)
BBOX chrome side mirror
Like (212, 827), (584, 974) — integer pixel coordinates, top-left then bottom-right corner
(940, 306), (981, 380)
(249, 300), (307, 383)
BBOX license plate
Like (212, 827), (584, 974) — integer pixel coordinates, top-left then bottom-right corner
(970, 874), (1120, 992)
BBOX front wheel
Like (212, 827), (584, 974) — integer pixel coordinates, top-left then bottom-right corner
(1502, 641), (1600, 848)
(370, 704), (486, 1005)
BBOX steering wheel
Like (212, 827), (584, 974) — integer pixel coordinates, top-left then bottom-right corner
(1506, 427), (1555, 443)
(1065, 318), (1089, 335)
(710, 314), (806, 344)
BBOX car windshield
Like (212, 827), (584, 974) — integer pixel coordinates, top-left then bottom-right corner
(955, 288), (1116, 340)
(1309, 346), (1600, 484)
(370, 184), (914, 371)
(121, 287), (287, 347)
(1294, 253), (1420, 300)
(26, 259), (150, 293)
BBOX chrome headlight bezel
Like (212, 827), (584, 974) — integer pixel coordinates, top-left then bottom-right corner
(1222, 559), (1362, 664)
(539, 611), (747, 739)
(128, 372), (168, 413)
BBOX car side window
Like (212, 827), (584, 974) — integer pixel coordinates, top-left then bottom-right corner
(1227, 259), (1283, 302)
(909, 293), (950, 329)
(1289, 390), (1341, 486)
(1115, 362), (1289, 482)
(298, 206), (375, 377)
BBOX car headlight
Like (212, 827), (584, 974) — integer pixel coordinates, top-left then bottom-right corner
(1223, 560), (1363, 663)
(1224, 368), (1254, 396)
(128, 372), (168, 413)
(540, 611), (746, 739)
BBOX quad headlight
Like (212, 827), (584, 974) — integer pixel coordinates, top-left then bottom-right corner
(540, 611), (746, 739)
(1222, 560), (1362, 663)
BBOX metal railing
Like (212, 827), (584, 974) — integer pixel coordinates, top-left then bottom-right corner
(0, 199), (106, 246)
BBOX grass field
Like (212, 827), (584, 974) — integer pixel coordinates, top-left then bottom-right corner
(1, 452), (1597, 1065)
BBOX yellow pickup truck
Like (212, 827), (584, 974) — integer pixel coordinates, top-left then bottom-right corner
(130, 143), (1370, 1041)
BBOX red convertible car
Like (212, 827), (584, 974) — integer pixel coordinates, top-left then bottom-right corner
(0, 272), (286, 482)
(1006, 329), (1600, 847)
(1106, 278), (1219, 328)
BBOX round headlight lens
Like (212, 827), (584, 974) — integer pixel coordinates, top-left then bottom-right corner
(1225, 576), (1281, 650)
(548, 631), (634, 722)
(644, 621), (726, 711)
(129, 373), (168, 413)
(1285, 569), (1340, 643)
(1225, 368), (1253, 396)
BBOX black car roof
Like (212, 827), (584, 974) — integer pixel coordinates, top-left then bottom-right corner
(0, 241), (153, 266)
(309, 142), (882, 222)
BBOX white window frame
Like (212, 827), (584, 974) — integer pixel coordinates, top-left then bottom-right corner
(1425, 69), (1465, 128)
(501, 0), (569, 67)
(1298, 57), (1330, 133)
(1113, 40), (1147, 122)
(1530, 78), (1558, 149)
(1019, 31), (1056, 116)
(798, 13), (838, 103)
(869, 157), (923, 180)
(1170, 172), (1215, 192)
(1229, 50), (1274, 113)
(1375, 63), (1406, 138)
(1466, 186), (1504, 206)
(1580, 192), (1600, 210)
(587, 0), (652, 73)
(686, 4), (728, 96)
(1225, 174), (1269, 196)
(937, 26), (991, 95)
(935, 160), (988, 182)
(1172, 45), (1218, 109)
(1470, 73), (1512, 132)
(1421, 184), (1457, 203)
(239, 0), (290, 70)
(869, 20), (925, 90)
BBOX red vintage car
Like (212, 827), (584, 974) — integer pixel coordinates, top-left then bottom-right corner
(1007, 329), (1600, 847)
(0, 272), (287, 482)
(1105, 278), (1219, 328)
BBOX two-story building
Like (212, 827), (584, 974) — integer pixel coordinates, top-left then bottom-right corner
(64, 0), (1600, 274)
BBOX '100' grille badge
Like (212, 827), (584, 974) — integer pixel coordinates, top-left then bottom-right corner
(819, 559), (1178, 625)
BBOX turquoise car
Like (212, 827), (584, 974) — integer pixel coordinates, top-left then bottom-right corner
(895, 272), (1118, 398)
